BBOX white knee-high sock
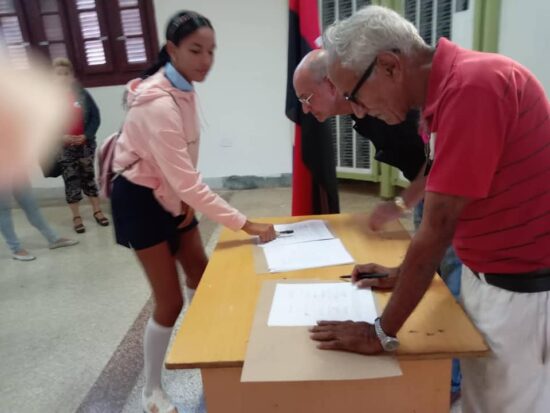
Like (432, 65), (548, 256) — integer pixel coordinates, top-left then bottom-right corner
(187, 288), (196, 305)
(143, 317), (173, 397)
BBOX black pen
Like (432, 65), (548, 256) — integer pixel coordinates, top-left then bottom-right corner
(276, 230), (294, 235)
(340, 272), (389, 281)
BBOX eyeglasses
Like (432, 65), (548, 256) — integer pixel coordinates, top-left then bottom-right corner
(344, 49), (400, 105)
(344, 58), (377, 105)
(298, 93), (314, 106)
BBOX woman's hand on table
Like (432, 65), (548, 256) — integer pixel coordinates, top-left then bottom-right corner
(242, 220), (276, 243)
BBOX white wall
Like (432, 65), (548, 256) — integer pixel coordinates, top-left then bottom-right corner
(499, 0), (550, 95)
(451, 0), (475, 49)
(153, 0), (292, 178)
(33, 0), (292, 189)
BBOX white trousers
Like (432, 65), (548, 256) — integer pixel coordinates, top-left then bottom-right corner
(460, 266), (550, 413)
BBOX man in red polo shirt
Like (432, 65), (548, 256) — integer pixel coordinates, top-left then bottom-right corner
(309, 5), (550, 412)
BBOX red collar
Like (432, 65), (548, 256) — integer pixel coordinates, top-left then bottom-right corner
(422, 38), (460, 121)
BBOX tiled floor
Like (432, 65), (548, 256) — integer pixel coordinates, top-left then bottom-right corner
(0, 182), (461, 413)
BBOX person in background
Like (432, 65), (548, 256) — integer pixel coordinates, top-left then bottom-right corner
(52, 58), (109, 234)
(111, 11), (276, 413)
(0, 180), (78, 261)
(0, 52), (68, 189)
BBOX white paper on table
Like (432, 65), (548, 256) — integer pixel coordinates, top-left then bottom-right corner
(260, 220), (335, 248)
(263, 238), (354, 273)
(267, 282), (378, 326)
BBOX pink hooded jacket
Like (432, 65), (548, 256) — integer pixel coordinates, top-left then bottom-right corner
(113, 70), (246, 231)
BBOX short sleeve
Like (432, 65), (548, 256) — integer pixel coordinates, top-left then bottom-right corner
(426, 86), (507, 198)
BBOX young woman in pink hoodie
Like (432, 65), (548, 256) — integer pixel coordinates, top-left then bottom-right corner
(111, 11), (276, 413)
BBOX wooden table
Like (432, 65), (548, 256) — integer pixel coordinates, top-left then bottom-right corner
(166, 213), (489, 413)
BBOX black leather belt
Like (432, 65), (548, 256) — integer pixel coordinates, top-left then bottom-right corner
(472, 268), (550, 293)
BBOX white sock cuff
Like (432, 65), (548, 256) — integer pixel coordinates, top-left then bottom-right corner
(147, 317), (174, 334)
(187, 288), (196, 304)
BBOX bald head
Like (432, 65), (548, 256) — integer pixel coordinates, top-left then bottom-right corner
(292, 50), (349, 122)
(293, 49), (328, 87)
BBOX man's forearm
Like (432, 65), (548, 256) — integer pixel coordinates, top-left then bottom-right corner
(380, 191), (467, 336)
(380, 229), (451, 336)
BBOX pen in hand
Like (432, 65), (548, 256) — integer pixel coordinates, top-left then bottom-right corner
(276, 230), (294, 236)
(340, 272), (389, 281)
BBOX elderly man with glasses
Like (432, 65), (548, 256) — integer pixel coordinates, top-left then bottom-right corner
(294, 48), (464, 402)
(293, 49), (427, 229)
(310, 5), (550, 413)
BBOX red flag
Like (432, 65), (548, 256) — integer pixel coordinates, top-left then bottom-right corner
(286, 0), (339, 216)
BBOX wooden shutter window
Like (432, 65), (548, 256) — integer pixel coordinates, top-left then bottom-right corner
(68, 0), (113, 72)
(0, 0), (15, 14)
(119, 7), (147, 63)
(39, 0), (58, 13)
(1, 0), (158, 86)
(78, 10), (105, 66)
(76, 0), (95, 10)
(118, 0), (137, 7)
(42, 14), (63, 41)
(0, 2), (30, 69)
(42, 8), (68, 58)
(1, 15), (23, 44)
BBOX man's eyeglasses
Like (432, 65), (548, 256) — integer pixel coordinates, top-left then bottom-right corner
(344, 49), (400, 105)
(298, 93), (314, 106)
(344, 58), (377, 105)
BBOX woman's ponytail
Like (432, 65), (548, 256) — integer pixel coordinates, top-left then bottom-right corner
(140, 46), (170, 79)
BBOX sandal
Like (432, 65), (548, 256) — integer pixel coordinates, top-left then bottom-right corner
(93, 210), (110, 227)
(73, 216), (86, 234)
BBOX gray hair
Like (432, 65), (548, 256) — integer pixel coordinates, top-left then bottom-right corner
(323, 5), (427, 74)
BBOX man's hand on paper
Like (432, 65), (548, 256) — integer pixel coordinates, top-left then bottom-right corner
(309, 321), (383, 355)
(352, 263), (399, 289)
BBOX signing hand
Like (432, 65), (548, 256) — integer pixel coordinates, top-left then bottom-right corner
(352, 263), (399, 290)
(242, 220), (276, 243)
(310, 320), (383, 355)
(368, 201), (403, 231)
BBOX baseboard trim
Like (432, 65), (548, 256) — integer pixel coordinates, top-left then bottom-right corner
(30, 174), (292, 207)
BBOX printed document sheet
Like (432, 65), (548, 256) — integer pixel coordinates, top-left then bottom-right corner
(268, 282), (377, 326)
(263, 238), (353, 273)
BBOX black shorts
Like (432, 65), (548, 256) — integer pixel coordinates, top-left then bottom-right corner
(111, 175), (198, 255)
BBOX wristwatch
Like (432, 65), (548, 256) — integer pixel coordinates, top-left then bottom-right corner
(393, 196), (410, 213)
(374, 317), (400, 352)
